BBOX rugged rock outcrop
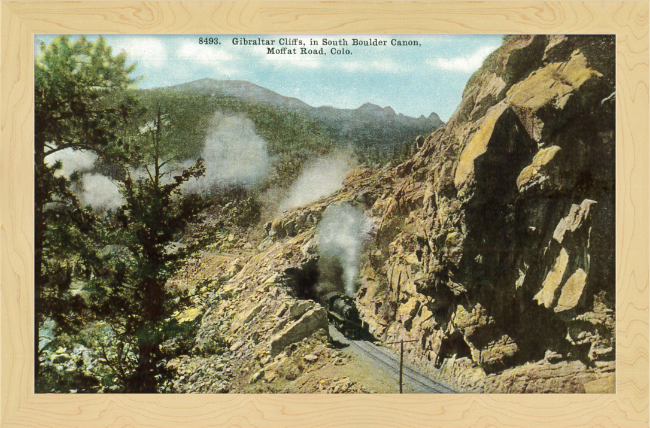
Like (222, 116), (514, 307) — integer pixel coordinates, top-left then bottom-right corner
(356, 35), (615, 392)
(165, 167), (396, 392)
(171, 35), (615, 394)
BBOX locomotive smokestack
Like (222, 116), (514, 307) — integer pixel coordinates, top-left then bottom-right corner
(316, 203), (369, 296)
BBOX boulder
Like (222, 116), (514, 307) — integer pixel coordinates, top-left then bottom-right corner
(454, 103), (509, 188)
(555, 268), (588, 312)
(553, 199), (596, 244)
(516, 145), (562, 192)
(230, 301), (265, 332)
(506, 50), (602, 132)
(230, 341), (245, 352)
(534, 248), (569, 308)
(270, 308), (328, 356)
(290, 300), (314, 320)
(176, 307), (202, 324)
(304, 354), (319, 362)
(471, 334), (519, 370)
(275, 303), (288, 318)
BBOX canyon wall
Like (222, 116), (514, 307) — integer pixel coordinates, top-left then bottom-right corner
(356, 35), (616, 392)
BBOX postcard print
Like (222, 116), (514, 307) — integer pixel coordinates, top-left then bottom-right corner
(35, 34), (615, 393)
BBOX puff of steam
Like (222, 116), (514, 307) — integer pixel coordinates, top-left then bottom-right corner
(279, 154), (354, 212)
(316, 204), (369, 296)
(45, 148), (97, 178)
(184, 113), (270, 194)
(79, 174), (123, 211)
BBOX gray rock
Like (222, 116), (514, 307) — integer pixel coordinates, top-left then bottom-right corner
(290, 300), (314, 320)
(553, 199), (596, 244)
(250, 369), (264, 383)
(230, 341), (245, 352)
(275, 303), (288, 318)
(304, 354), (319, 362)
(269, 308), (328, 356)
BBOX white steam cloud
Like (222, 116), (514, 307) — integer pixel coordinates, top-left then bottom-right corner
(45, 148), (97, 178)
(184, 112), (271, 194)
(45, 148), (123, 211)
(317, 204), (370, 296)
(78, 174), (123, 211)
(279, 153), (355, 212)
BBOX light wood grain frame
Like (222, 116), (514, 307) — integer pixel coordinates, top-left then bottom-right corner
(1, 2), (648, 427)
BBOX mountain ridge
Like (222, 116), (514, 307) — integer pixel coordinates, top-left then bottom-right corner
(160, 78), (443, 129)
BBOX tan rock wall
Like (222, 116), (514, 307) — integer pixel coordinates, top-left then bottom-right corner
(355, 35), (616, 392)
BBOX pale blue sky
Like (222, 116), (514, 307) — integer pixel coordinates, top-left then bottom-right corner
(35, 34), (503, 121)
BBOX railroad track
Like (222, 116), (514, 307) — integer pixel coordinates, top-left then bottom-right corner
(329, 325), (456, 393)
(350, 339), (457, 394)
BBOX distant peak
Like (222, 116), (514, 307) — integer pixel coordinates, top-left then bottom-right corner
(358, 102), (381, 110)
(427, 112), (443, 124)
(357, 103), (396, 116)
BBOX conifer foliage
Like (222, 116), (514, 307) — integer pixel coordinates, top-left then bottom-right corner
(35, 35), (138, 387)
(35, 36), (205, 392)
(109, 111), (205, 392)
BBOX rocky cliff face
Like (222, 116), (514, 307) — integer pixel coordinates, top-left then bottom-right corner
(356, 35), (616, 392)
(169, 35), (615, 393)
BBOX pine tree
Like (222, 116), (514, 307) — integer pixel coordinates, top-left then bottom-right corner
(34, 35), (139, 381)
(88, 109), (205, 392)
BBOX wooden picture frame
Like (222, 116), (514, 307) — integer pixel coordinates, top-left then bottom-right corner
(1, 1), (647, 427)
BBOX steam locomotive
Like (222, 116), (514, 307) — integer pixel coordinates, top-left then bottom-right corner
(321, 291), (366, 339)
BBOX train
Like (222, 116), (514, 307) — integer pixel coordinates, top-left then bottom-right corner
(321, 291), (367, 339)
